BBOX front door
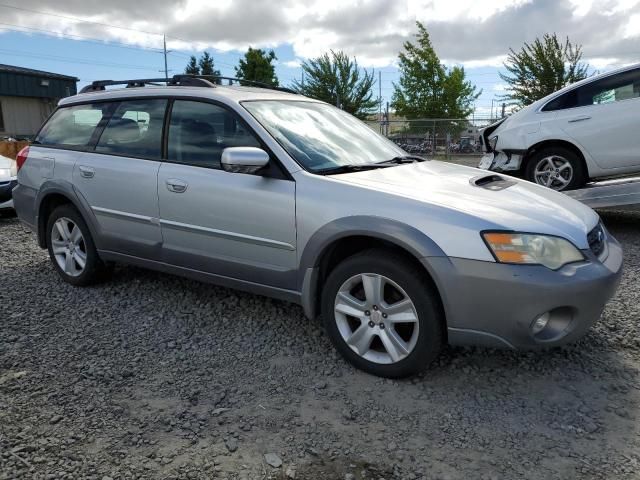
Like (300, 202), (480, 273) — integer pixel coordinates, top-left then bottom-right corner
(157, 100), (297, 289)
(555, 67), (640, 171)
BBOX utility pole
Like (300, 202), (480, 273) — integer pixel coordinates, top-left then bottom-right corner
(379, 71), (382, 134)
(385, 101), (389, 137)
(301, 71), (305, 88)
(163, 35), (169, 80)
(501, 102), (506, 118)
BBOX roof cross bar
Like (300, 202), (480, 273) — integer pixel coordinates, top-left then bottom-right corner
(78, 76), (216, 94)
(176, 75), (298, 94)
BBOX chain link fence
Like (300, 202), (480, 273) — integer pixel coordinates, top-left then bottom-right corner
(365, 116), (501, 156)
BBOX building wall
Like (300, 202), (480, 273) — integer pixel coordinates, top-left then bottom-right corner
(0, 96), (56, 137)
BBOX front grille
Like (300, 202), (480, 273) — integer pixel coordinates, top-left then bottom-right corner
(587, 223), (605, 257)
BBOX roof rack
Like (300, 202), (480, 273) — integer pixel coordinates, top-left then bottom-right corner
(78, 76), (214, 93)
(178, 75), (298, 94)
(78, 74), (297, 94)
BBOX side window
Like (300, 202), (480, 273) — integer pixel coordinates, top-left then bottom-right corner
(580, 68), (640, 105)
(542, 90), (578, 111)
(95, 99), (167, 159)
(542, 69), (640, 111)
(36, 103), (107, 147)
(168, 100), (261, 169)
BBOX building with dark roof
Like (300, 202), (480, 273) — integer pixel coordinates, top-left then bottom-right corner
(0, 64), (78, 138)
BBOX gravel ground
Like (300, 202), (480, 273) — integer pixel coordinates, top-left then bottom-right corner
(1, 208), (639, 480)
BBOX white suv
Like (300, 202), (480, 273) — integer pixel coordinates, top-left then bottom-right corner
(480, 63), (640, 191)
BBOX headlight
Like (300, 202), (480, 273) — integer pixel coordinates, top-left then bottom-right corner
(482, 232), (584, 270)
(488, 136), (498, 151)
(0, 167), (12, 179)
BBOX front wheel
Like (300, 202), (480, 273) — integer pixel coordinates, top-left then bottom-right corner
(524, 147), (586, 191)
(321, 250), (444, 378)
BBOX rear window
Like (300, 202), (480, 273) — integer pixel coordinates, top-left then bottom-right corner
(36, 104), (108, 147)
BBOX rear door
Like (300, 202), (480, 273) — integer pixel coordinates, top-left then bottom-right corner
(547, 68), (640, 171)
(71, 98), (167, 259)
(157, 99), (297, 289)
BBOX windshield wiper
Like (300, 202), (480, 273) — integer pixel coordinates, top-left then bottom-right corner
(316, 163), (394, 175)
(377, 155), (427, 165)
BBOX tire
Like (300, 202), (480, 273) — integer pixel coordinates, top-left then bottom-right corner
(321, 249), (444, 378)
(524, 147), (586, 191)
(45, 204), (109, 286)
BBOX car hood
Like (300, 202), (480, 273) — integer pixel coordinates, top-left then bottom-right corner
(333, 161), (599, 249)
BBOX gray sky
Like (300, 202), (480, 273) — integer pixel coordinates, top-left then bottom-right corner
(1, 0), (638, 69)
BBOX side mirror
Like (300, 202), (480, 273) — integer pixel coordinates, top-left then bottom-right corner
(221, 147), (269, 174)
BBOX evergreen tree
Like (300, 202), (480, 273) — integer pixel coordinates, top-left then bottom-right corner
(500, 33), (589, 107)
(185, 55), (199, 75)
(292, 50), (377, 120)
(235, 47), (279, 86)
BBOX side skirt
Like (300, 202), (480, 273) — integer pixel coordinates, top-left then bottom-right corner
(98, 250), (303, 305)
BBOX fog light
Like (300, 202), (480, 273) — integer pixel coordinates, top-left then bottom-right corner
(531, 312), (550, 335)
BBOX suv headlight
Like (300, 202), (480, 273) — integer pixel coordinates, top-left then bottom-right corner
(488, 135), (498, 151)
(482, 232), (584, 270)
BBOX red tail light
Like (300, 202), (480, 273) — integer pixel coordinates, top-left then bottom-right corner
(16, 146), (30, 172)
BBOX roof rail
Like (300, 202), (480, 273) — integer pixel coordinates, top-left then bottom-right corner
(79, 74), (299, 95)
(78, 76), (215, 94)
(176, 75), (298, 94)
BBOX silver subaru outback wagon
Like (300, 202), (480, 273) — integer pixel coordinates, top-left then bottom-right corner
(13, 75), (623, 378)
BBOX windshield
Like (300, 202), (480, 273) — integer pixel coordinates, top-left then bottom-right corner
(242, 100), (406, 173)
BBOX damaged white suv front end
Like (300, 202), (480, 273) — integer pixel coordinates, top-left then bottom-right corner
(478, 63), (640, 192)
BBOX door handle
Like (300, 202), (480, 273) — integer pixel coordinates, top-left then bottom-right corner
(166, 178), (188, 193)
(568, 115), (591, 123)
(78, 165), (95, 178)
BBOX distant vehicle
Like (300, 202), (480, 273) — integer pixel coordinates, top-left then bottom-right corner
(479, 63), (640, 191)
(0, 154), (17, 212)
(13, 75), (622, 378)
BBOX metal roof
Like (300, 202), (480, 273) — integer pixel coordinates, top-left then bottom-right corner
(0, 64), (78, 81)
(0, 64), (78, 99)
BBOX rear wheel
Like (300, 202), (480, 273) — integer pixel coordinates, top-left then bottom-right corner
(525, 147), (586, 191)
(321, 250), (444, 378)
(46, 204), (109, 286)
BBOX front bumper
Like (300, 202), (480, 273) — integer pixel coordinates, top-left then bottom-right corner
(426, 235), (623, 349)
(0, 179), (17, 210)
(478, 151), (524, 173)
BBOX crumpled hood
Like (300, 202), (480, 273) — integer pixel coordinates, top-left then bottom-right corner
(334, 160), (599, 249)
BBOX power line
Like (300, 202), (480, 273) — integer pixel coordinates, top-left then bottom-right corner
(0, 22), (163, 53)
(0, 3), (163, 36)
(0, 47), (161, 71)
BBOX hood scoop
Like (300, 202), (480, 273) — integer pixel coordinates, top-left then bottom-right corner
(470, 174), (517, 191)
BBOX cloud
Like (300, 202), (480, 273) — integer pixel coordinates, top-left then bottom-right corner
(1, 0), (639, 69)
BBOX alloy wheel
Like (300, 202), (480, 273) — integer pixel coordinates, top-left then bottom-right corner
(334, 273), (420, 365)
(534, 155), (574, 190)
(51, 217), (87, 277)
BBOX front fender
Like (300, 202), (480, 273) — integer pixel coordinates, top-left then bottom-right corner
(298, 216), (447, 319)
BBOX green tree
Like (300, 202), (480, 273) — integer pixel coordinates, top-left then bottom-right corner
(392, 22), (480, 134)
(235, 47), (279, 86)
(500, 33), (589, 107)
(198, 51), (222, 84)
(185, 55), (199, 75)
(292, 50), (378, 120)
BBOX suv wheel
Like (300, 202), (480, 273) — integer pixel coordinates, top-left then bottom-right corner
(46, 204), (109, 286)
(525, 147), (586, 191)
(321, 250), (443, 378)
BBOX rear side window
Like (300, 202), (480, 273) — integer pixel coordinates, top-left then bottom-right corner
(95, 99), (167, 159)
(36, 104), (107, 147)
(168, 100), (261, 169)
(543, 68), (640, 111)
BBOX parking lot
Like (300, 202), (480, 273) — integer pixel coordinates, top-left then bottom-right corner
(0, 207), (639, 480)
